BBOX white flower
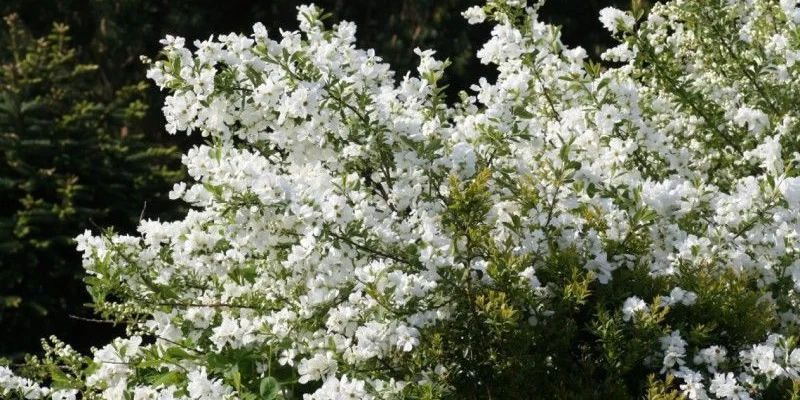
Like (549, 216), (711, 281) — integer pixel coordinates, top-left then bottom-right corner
(414, 48), (445, 79)
(450, 141), (476, 176)
(781, 0), (800, 24)
(87, 337), (143, 389)
(694, 346), (727, 373)
(674, 367), (708, 400)
(709, 373), (748, 400)
(742, 343), (784, 379)
(601, 43), (635, 62)
(660, 330), (687, 372)
(733, 106), (770, 135)
(298, 353), (338, 384)
(518, 266), (541, 288)
(0, 366), (51, 399)
(51, 389), (78, 400)
(621, 296), (648, 322)
(252, 22), (268, 41)
(780, 177), (800, 209)
(396, 325), (420, 352)
(667, 287), (697, 306)
(186, 367), (233, 399)
(462, 6), (487, 24)
(599, 7), (635, 34)
(585, 253), (614, 284)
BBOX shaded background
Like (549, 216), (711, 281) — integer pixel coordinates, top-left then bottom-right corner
(0, 0), (635, 359)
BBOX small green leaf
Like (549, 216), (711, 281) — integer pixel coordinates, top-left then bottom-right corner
(259, 377), (279, 400)
(165, 346), (192, 360)
(512, 106), (533, 119)
(48, 366), (71, 387)
(149, 370), (183, 386)
(233, 370), (242, 392)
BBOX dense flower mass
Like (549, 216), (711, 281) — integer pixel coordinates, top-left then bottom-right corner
(3, 0), (800, 398)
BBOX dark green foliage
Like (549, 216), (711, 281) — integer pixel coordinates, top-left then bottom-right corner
(0, 15), (182, 358)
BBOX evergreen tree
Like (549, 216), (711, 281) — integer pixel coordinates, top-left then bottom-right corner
(0, 14), (182, 358)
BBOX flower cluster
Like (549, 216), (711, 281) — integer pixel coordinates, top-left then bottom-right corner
(3, 0), (800, 398)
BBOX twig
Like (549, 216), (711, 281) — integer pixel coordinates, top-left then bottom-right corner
(68, 314), (118, 324)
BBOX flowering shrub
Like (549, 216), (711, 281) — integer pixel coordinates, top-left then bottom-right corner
(4, 0), (800, 398)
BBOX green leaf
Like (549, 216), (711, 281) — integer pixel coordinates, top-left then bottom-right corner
(567, 161), (582, 171)
(233, 370), (242, 392)
(259, 377), (279, 400)
(512, 106), (533, 119)
(165, 346), (193, 360)
(245, 65), (265, 86)
(48, 366), (71, 387)
(148, 370), (183, 386)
